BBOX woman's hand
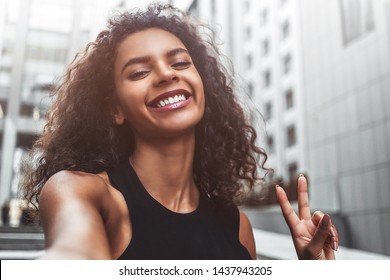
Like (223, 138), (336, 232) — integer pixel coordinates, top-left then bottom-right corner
(275, 175), (339, 260)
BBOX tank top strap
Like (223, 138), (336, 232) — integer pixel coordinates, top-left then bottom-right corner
(106, 159), (141, 211)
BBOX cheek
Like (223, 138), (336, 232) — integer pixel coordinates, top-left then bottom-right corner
(116, 82), (146, 105)
(197, 78), (206, 108)
(115, 89), (147, 123)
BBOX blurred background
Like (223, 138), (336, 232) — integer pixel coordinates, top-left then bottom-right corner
(0, 0), (389, 260)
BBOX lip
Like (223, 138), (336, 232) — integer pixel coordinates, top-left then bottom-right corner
(147, 89), (192, 107)
(149, 96), (193, 112)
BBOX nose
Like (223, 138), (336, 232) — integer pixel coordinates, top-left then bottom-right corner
(154, 63), (178, 86)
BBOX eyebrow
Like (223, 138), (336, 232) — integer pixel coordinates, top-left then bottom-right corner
(121, 47), (189, 73)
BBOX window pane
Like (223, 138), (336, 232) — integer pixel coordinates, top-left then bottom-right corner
(267, 135), (275, 153)
(283, 54), (292, 74)
(285, 89), (294, 109)
(340, 0), (375, 45)
(287, 125), (296, 147)
(281, 21), (290, 40)
(265, 102), (272, 120)
(247, 54), (253, 69)
(288, 162), (298, 181)
(260, 9), (268, 25)
(262, 39), (269, 56)
(248, 82), (254, 98)
(263, 70), (272, 87)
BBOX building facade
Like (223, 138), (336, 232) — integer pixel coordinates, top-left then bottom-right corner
(181, 0), (390, 255)
(300, 0), (390, 254)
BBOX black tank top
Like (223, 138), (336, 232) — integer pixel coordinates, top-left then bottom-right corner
(107, 160), (252, 260)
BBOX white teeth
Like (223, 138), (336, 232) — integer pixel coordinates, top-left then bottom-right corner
(155, 94), (188, 108)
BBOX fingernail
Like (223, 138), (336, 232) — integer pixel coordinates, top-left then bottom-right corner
(332, 241), (338, 251)
(299, 174), (305, 178)
(321, 214), (330, 227)
(313, 210), (324, 216)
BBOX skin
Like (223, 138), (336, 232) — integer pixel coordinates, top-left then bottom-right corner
(38, 28), (337, 260)
(276, 176), (339, 259)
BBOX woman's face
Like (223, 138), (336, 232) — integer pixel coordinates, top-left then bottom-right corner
(113, 28), (205, 140)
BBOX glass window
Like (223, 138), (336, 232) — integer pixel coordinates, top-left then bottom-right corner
(262, 39), (269, 56)
(340, 0), (374, 45)
(267, 135), (275, 154)
(248, 82), (254, 98)
(285, 89), (294, 110)
(246, 26), (252, 40)
(283, 54), (292, 74)
(286, 125), (296, 147)
(260, 9), (268, 25)
(245, 0), (251, 13)
(288, 162), (298, 181)
(247, 54), (253, 69)
(281, 21), (290, 40)
(263, 70), (272, 88)
(264, 102), (272, 120)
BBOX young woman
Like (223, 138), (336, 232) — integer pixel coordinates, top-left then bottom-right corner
(23, 4), (338, 260)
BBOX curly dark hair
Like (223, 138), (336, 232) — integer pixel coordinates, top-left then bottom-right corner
(23, 3), (269, 209)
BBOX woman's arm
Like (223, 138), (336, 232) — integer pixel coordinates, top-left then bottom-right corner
(239, 211), (256, 259)
(38, 170), (112, 259)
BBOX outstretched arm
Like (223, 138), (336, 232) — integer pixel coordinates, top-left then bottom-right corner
(38, 171), (112, 259)
(275, 175), (339, 260)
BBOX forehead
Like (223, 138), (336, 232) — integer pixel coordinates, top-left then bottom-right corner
(116, 28), (187, 60)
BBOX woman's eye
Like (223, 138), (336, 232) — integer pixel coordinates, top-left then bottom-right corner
(128, 71), (149, 80)
(172, 61), (191, 69)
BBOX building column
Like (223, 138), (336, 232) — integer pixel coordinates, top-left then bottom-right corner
(0, 0), (31, 208)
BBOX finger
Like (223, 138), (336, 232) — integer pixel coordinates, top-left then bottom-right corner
(298, 175), (311, 220)
(275, 185), (299, 230)
(329, 224), (339, 251)
(312, 211), (339, 251)
(311, 210), (324, 225)
(305, 214), (333, 258)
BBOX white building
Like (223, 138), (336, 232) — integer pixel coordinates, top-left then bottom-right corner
(180, 0), (390, 255)
(301, 0), (390, 255)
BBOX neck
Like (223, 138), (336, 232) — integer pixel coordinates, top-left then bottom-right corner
(130, 131), (198, 213)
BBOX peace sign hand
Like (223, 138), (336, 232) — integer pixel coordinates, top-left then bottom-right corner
(275, 175), (339, 260)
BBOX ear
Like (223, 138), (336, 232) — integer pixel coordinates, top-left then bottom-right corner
(114, 106), (125, 125)
(105, 96), (125, 125)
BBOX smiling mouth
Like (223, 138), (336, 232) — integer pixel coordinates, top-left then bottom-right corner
(148, 90), (192, 108)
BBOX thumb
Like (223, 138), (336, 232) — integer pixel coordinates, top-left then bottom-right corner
(304, 214), (331, 259)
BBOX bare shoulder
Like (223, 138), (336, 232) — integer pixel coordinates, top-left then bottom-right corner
(41, 170), (109, 201)
(239, 210), (256, 259)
